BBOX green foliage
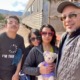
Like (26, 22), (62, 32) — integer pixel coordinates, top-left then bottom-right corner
(0, 14), (5, 28)
(0, 14), (5, 21)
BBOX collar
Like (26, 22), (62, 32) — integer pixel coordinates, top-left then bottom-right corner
(68, 28), (80, 38)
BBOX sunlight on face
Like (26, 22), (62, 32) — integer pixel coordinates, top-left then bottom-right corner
(62, 6), (80, 33)
(6, 18), (19, 33)
(41, 27), (53, 44)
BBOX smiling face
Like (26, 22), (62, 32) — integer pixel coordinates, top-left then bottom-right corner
(41, 27), (53, 44)
(62, 6), (80, 33)
(30, 33), (40, 46)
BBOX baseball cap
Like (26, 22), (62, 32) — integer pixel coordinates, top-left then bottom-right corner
(57, 1), (80, 13)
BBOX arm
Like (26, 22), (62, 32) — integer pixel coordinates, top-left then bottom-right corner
(39, 63), (55, 74)
(22, 47), (55, 76)
(22, 47), (40, 76)
(12, 56), (22, 80)
(12, 36), (25, 80)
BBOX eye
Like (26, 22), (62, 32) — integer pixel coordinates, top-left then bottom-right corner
(60, 16), (66, 21)
(69, 13), (77, 18)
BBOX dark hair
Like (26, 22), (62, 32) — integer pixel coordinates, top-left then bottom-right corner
(28, 29), (41, 44)
(40, 24), (56, 46)
(5, 15), (20, 24)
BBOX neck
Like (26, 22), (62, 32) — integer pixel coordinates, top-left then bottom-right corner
(42, 43), (52, 51)
(43, 42), (51, 47)
(6, 32), (16, 39)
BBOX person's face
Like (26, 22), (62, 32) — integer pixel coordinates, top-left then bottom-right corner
(41, 27), (54, 44)
(61, 6), (80, 33)
(6, 18), (19, 33)
(30, 33), (40, 46)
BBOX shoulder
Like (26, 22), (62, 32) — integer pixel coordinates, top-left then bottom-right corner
(25, 45), (33, 52)
(76, 35), (80, 43)
(54, 46), (59, 50)
(59, 32), (68, 45)
(0, 32), (6, 42)
(16, 34), (24, 42)
(61, 32), (68, 40)
(29, 44), (43, 54)
(30, 46), (39, 52)
(31, 44), (42, 50)
(16, 34), (24, 39)
(0, 32), (6, 38)
(52, 45), (59, 54)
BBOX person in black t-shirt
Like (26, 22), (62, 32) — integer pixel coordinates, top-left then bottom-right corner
(0, 15), (25, 80)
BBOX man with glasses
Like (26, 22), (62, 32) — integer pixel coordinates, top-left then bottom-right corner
(56, 1), (80, 80)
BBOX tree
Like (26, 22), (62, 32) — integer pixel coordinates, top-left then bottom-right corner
(0, 14), (5, 21)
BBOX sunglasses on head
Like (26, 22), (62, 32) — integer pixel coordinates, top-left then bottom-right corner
(30, 36), (41, 42)
(40, 31), (54, 36)
(60, 13), (80, 21)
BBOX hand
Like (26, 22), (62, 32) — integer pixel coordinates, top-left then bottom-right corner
(12, 73), (19, 80)
(39, 63), (55, 74)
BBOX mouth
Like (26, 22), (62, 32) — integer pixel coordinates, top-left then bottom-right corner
(66, 23), (74, 29)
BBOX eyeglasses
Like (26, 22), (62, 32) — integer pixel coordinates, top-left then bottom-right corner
(40, 32), (54, 36)
(60, 13), (80, 21)
(30, 36), (41, 42)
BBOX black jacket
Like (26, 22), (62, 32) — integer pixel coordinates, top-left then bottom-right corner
(22, 44), (59, 80)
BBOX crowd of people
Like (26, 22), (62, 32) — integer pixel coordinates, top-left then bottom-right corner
(0, 1), (80, 80)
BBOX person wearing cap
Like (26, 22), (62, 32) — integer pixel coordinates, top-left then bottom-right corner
(56, 1), (80, 80)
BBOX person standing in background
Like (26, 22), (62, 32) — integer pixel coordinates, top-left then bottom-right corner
(57, 1), (80, 80)
(0, 15), (25, 80)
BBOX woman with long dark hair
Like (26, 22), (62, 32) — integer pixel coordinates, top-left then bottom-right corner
(21, 29), (41, 67)
(22, 24), (59, 80)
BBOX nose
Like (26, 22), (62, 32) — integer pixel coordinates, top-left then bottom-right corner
(46, 33), (50, 37)
(12, 22), (16, 26)
(35, 38), (38, 41)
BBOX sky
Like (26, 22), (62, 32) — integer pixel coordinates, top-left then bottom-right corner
(0, 0), (29, 12)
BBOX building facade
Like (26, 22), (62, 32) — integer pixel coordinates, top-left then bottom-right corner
(22, 0), (79, 33)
